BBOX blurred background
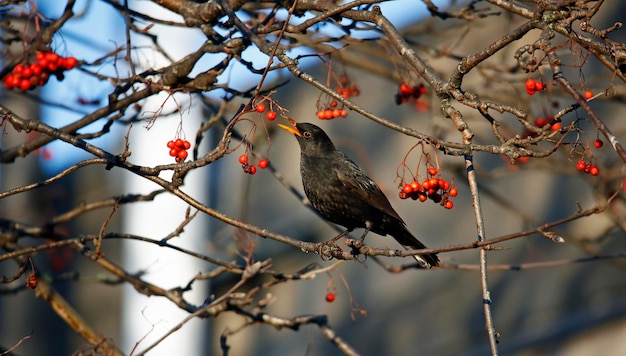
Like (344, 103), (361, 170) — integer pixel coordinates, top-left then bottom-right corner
(1, 1), (626, 355)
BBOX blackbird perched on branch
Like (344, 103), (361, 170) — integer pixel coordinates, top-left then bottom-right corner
(279, 119), (439, 268)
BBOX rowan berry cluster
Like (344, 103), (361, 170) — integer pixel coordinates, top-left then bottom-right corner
(315, 75), (357, 120)
(395, 83), (426, 105)
(4, 51), (78, 91)
(576, 159), (600, 176)
(316, 100), (349, 120)
(238, 154), (269, 175)
(167, 138), (191, 162)
(399, 167), (457, 209)
(255, 103), (277, 121)
(335, 75), (359, 99)
(525, 78), (546, 95)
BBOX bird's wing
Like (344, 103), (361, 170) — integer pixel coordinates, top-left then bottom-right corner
(333, 155), (405, 223)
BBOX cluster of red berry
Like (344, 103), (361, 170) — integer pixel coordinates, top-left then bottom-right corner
(335, 75), (360, 99)
(576, 159), (600, 176)
(314, 76), (357, 120)
(574, 138), (603, 176)
(4, 51), (78, 91)
(238, 154), (269, 175)
(525, 78), (546, 95)
(255, 103), (277, 121)
(316, 100), (349, 120)
(399, 167), (457, 209)
(167, 138), (191, 162)
(395, 83), (426, 105)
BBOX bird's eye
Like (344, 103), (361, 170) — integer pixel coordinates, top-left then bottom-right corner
(303, 131), (312, 139)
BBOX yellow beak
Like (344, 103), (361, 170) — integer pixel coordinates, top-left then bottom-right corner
(277, 117), (301, 136)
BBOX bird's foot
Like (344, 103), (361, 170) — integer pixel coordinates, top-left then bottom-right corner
(344, 239), (369, 262)
(316, 241), (341, 260)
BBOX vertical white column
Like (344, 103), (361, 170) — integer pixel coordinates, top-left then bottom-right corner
(121, 3), (208, 355)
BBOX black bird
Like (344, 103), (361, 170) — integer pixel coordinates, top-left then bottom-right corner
(279, 119), (439, 268)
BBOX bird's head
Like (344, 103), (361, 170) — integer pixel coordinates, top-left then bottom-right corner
(278, 118), (336, 157)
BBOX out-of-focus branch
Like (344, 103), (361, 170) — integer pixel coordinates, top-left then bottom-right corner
(34, 278), (123, 356)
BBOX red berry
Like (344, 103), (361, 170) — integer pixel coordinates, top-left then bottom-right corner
(584, 90), (593, 100)
(399, 191), (408, 199)
(21, 66), (33, 78)
(323, 109), (333, 120)
(594, 139), (603, 149)
(340, 109), (348, 118)
(183, 140), (191, 149)
(36, 51), (45, 61)
(255, 103), (266, 113)
(63, 56), (78, 70)
(13, 63), (25, 75)
(238, 154), (248, 164)
(525, 78), (536, 91)
(45, 52), (60, 64)
(427, 167), (438, 176)
(418, 193), (427, 202)
(550, 122), (562, 131)
(325, 292), (336, 302)
(534, 81), (545, 91)
(167, 140), (175, 149)
(535, 117), (547, 127)
(526, 88), (536, 95)
(402, 184), (413, 194)
(332, 109), (341, 118)
(248, 165), (257, 175)
(37, 73), (49, 86)
(37, 57), (49, 69)
(444, 200), (454, 209)
(316, 111), (325, 120)
(169, 148), (178, 157)
(576, 159), (586, 171)
(265, 110), (277, 121)
(428, 178), (439, 189)
(177, 150), (188, 160)
(30, 62), (42, 76)
(589, 165), (599, 176)
(449, 187), (458, 197)
(330, 100), (338, 108)
(399, 83), (413, 96)
(410, 181), (420, 192)
(19, 78), (32, 90)
(4, 74), (18, 89)
(258, 159), (269, 169)
(47, 62), (58, 72)
(440, 179), (451, 191)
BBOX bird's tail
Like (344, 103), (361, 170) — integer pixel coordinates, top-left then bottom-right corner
(390, 225), (439, 268)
